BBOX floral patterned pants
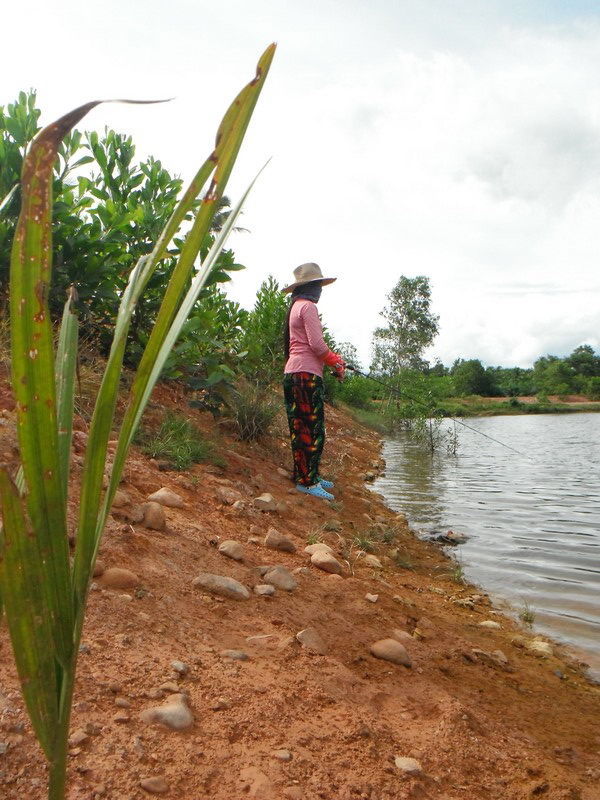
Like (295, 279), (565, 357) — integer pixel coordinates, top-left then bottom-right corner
(283, 372), (325, 486)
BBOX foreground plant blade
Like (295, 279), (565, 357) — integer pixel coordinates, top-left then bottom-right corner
(0, 44), (275, 800)
(72, 43), (277, 611)
(0, 469), (58, 757)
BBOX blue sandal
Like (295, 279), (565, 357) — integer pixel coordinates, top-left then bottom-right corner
(317, 477), (334, 489)
(296, 483), (334, 500)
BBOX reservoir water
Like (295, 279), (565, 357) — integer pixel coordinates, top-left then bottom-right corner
(373, 413), (600, 681)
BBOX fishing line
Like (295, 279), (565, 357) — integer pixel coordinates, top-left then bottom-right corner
(345, 365), (526, 457)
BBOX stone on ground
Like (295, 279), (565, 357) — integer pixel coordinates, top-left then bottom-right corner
(140, 693), (193, 730)
(215, 486), (244, 505)
(304, 543), (334, 556)
(218, 540), (245, 561)
(370, 638), (412, 667)
(296, 628), (328, 655)
(254, 584), (276, 596)
(192, 572), (250, 600)
(100, 567), (140, 589)
(112, 490), (131, 508)
(140, 776), (169, 794)
(264, 527), (297, 553)
(479, 620), (502, 630)
(254, 493), (277, 511)
(141, 501), (166, 531)
(310, 550), (342, 574)
(394, 756), (422, 774)
(263, 566), (297, 592)
(147, 487), (185, 508)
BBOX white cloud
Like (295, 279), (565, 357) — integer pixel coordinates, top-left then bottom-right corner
(3, 1), (600, 369)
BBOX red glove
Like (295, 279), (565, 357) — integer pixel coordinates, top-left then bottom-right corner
(323, 350), (345, 381)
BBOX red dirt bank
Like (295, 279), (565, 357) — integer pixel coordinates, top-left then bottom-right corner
(0, 381), (599, 800)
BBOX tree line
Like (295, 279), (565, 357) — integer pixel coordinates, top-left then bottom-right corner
(2, 90), (599, 425)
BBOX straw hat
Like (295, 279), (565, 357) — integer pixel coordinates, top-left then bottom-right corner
(282, 262), (337, 293)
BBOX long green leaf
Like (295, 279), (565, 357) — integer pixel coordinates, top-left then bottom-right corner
(55, 288), (79, 506)
(0, 469), (58, 758)
(72, 44), (276, 609)
(9, 102), (104, 665)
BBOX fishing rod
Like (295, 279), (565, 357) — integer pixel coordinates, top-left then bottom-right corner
(345, 365), (525, 456)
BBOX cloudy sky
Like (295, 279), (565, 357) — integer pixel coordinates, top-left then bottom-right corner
(4, 0), (600, 369)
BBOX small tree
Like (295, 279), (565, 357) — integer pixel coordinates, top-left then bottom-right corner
(240, 275), (288, 382)
(371, 275), (439, 375)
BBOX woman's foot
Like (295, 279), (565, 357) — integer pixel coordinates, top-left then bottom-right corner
(296, 483), (334, 500)
(317, 476), (334, 489)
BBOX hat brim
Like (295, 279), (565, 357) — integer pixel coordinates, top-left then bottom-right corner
(282, 276), (337, 294)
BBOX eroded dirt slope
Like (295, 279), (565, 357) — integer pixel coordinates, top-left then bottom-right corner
(1, 382), (599, 800)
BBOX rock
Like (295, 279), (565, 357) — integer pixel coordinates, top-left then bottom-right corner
(85, 722), (102, 736)
(140, 777), (169, 794)
(263, 566), (297, 592)
(364, 471), (376, 481)
(472, 648), (509, 668)
(254, 493), (277, 512)
(293, 566), (311, 577)
(370, 639), (412, 667)
(140, 693), (193, 731)
(254, 584), (276, 596)
(296, 628), (328, 655)
(216, 486), (244, 505)
(310, 551), (342, 575)
(100, 568), (139, 590)
(304, 543), (334, 556)
(147, 487), (184, 508)
(232, 500), (246, 510)
(511, 635), (528, 648)
(440, 530), (468, 544)
(130, 504), (146, 523)
(222, 649), (250, 661)
(276, 501), (288, 514)
(218, 540), (245, 561)
(68, 729), (89, 747)
(264, 528), (297, 553)
(363, 555), (382, 569)
(391, 629), (415, 646)
(394, 756), (422, 775)
(479, 620), (502, 630)
(272, 749), (293, 762)
(365, 593), (379, 603)
(528, 640), (553, 657)
(171, 660), (188, 675)
(141, 502), (166, 531)
(92, 560), (105, 578)
(158, 682), (180, 693)
(115, 697), (131, 708)
(112, 490), (131, 508)
(113, 711), (130, 723)
(491, 649), (509, 665)
(211, 696), (231, 711)
(192, 572), (250, 600)
(277, 467), (291, 478)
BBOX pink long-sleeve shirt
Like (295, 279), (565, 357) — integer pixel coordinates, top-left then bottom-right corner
(284, 299), (330, 378)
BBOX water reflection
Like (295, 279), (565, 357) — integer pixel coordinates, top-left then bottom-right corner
(374, 414), (600, 679)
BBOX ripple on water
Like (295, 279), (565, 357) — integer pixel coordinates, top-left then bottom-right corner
(374, 413), (600, 679)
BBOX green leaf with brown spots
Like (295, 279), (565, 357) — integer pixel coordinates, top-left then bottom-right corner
(72, 44), (276, 611)
(0, 468), (58, 758)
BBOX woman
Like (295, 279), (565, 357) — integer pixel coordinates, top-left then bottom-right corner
(282, 263), (345, 500)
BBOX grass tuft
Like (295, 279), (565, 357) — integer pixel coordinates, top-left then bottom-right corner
(139, 412), (216, 470)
